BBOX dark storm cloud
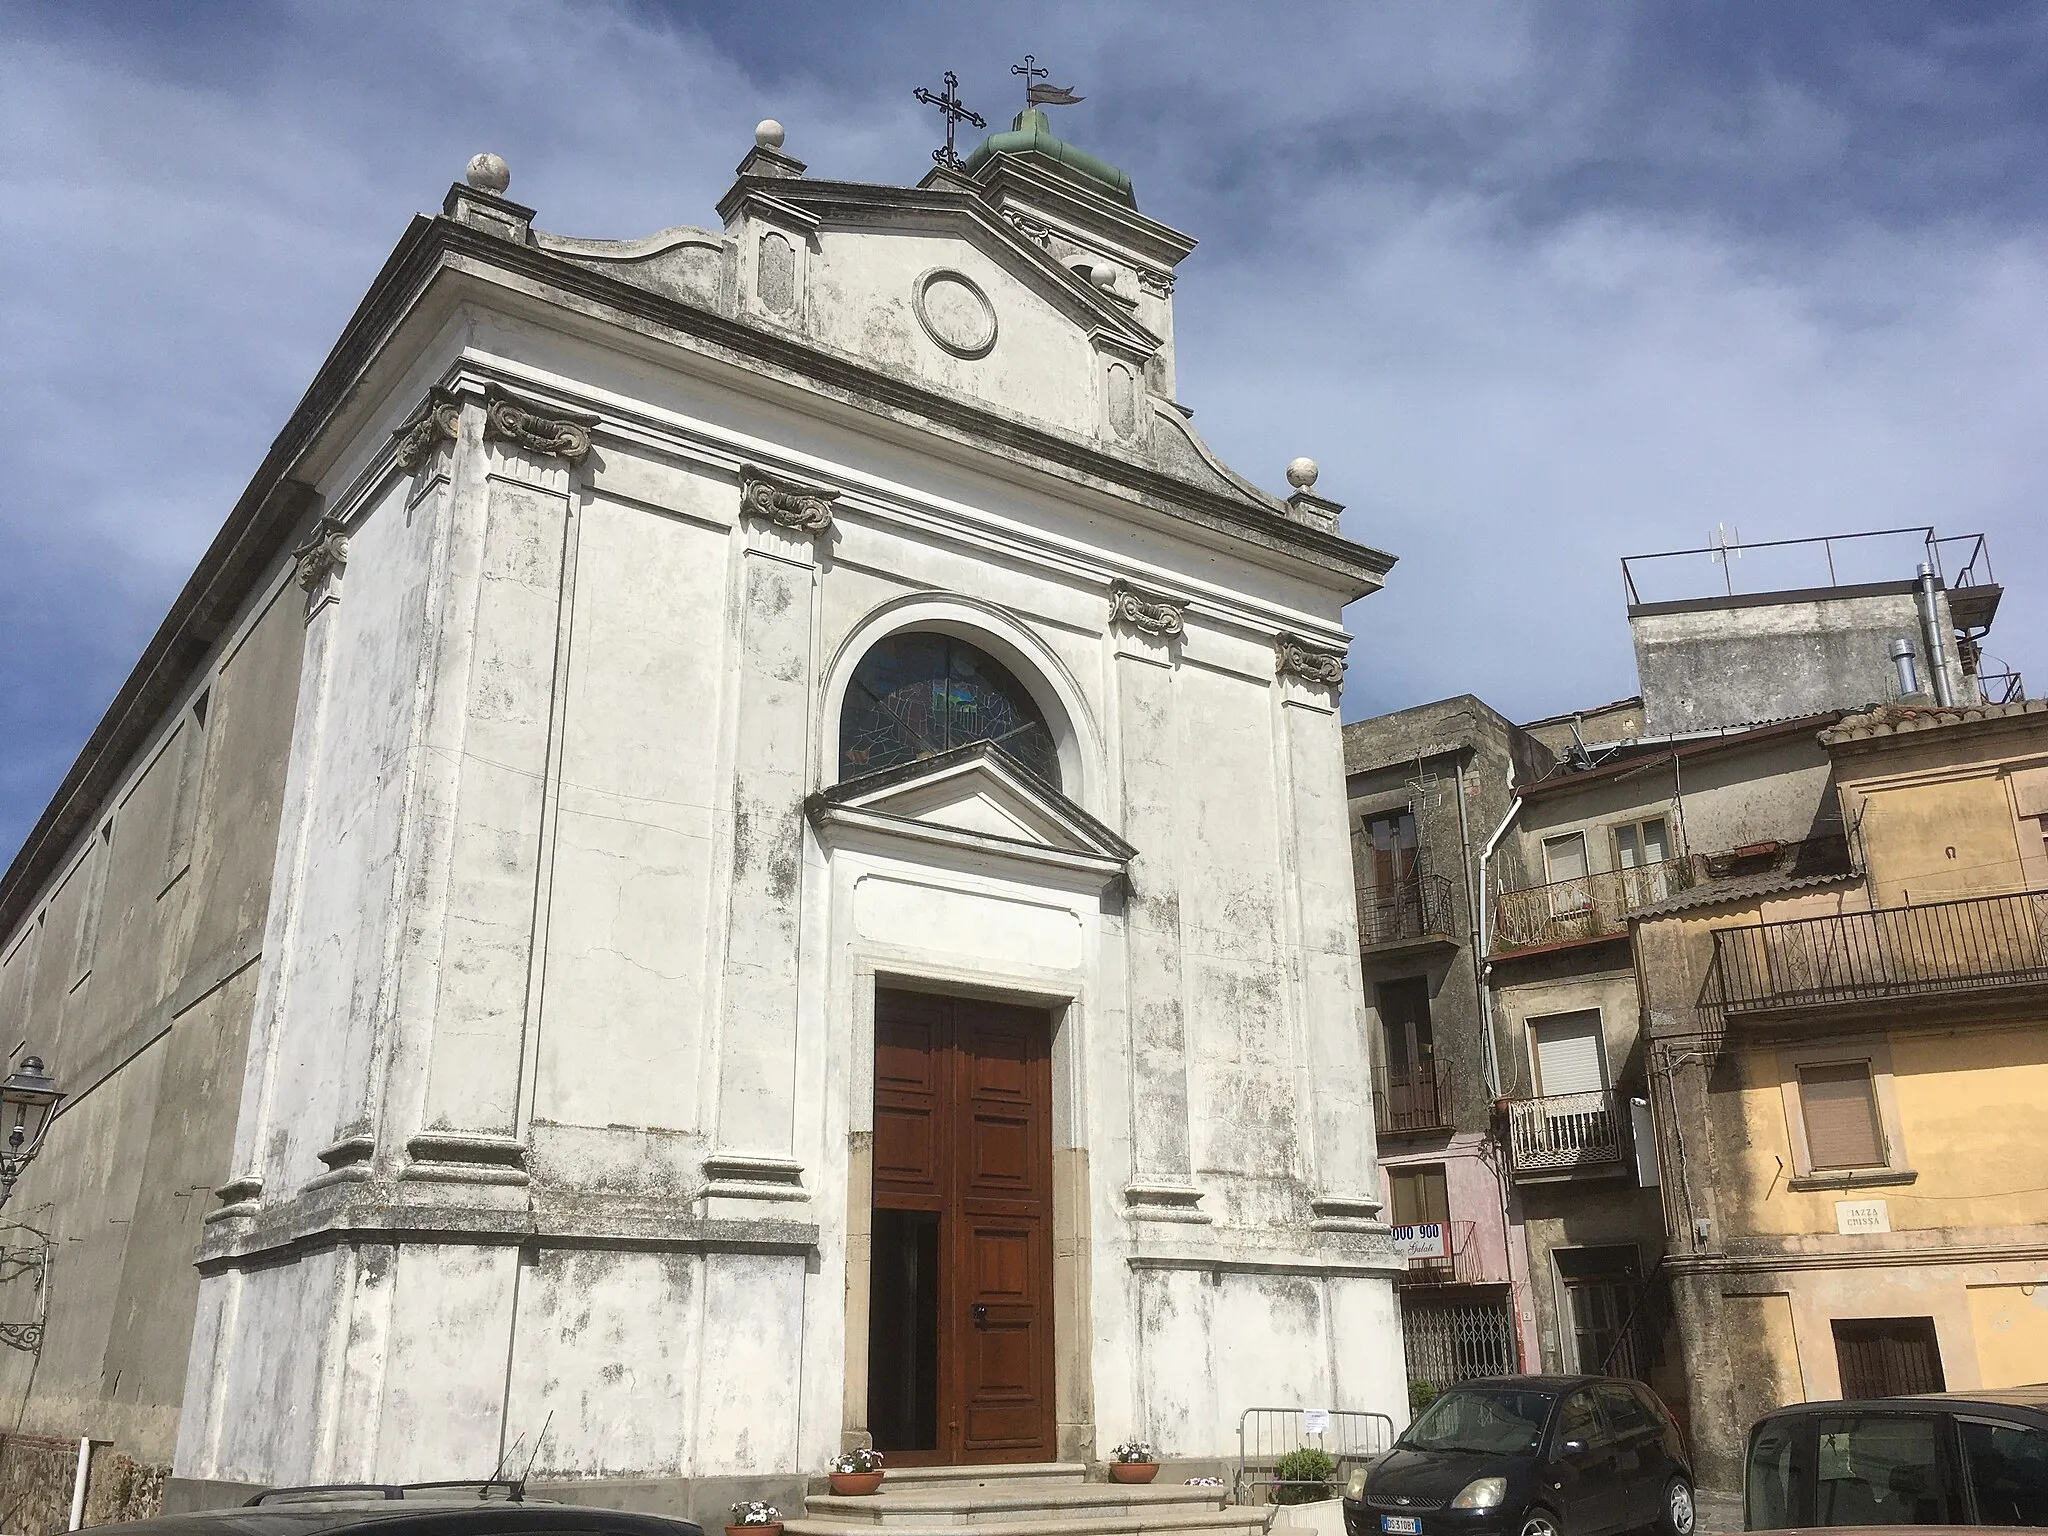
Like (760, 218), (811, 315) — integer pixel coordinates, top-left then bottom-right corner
(3, 1), (2045, 854)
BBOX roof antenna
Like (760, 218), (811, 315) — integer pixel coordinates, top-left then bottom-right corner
(513, 1410), (553, 1502)
(1566, 716), (1593, 773)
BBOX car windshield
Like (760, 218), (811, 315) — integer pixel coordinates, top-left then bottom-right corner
(1397, 1388), (1556, 1457)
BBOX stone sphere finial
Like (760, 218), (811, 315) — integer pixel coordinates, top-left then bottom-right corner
(755, 119), (786, 150)
(1090, 263), (1119, 291)
(1286, 456), (1319, 490)
(465, 153), (510, 194)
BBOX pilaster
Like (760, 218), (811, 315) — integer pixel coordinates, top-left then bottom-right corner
(1272, 635), (1383, 1230)
(1109, 583), (1208, 1225)
(400, 387), (592, 1187)
(704, 465), (837, 1215)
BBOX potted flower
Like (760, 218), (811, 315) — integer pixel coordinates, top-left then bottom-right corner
(728, 1501), (782, 1536)
(1109, 1440), (1159, 1484)
(828, 1447), (886, 1496)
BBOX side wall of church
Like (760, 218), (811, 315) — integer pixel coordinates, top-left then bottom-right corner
(0, 556), (307, 1472)
(172, 299), (1404, 1515)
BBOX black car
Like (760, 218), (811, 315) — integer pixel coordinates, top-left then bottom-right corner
(1342, 1376), (1695, 1536)
(1744, 1386), (2048, 1528)
(106, 1484), (707, 1536)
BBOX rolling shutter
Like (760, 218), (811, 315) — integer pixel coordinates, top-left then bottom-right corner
(1532, 1012), (1607, 1096)
(1799, 1061), (1885, 1169)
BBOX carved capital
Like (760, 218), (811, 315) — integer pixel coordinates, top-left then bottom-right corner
(1137, 269), (1176, 299)
(1275, 634), (1347, 686)
(291, 517), (350, 594)
(739, 463), (839, 535)
(1109, 581), (1185, 638)
(483, 390), (592, 463)
(392, 388), (460, 472)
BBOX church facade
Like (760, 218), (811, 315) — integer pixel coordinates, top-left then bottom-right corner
(0, 111), (1401, 1519)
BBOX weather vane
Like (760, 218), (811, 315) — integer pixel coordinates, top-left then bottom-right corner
(913, 71), (987, 170)
(1011, 54), (1084, 112)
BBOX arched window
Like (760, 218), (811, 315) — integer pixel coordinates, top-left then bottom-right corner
(839, 632), (1062, 788)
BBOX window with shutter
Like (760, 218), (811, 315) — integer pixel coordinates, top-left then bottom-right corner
(1799, 1061), (1886, 1170)
(1532, 1011), (1608, 1097)
(1388, 1164), (1450, 1227)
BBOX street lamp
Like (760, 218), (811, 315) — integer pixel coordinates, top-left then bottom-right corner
(0, 1057), (65, 1210)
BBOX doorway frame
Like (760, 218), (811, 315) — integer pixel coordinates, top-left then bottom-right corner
(841, 959), (1094, 1464)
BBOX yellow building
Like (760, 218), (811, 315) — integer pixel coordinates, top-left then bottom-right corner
(1634, 698), (2048, 1488)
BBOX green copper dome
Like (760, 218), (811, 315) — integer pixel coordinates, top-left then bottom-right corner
(960, 108), (1135, 206)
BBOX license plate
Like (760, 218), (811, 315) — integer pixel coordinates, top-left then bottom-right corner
(1381, 1518), (1421, 1534)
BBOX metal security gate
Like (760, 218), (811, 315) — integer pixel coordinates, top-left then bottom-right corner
(1403, 1301), (1515, 1388)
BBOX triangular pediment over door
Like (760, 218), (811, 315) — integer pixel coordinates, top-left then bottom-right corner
(805, 740), (1134, 889)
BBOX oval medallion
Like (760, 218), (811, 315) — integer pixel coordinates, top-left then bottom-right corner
(914, 269), (998, 359)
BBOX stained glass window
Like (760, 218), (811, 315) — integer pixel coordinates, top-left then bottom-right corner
(839, 632), (1061, 788)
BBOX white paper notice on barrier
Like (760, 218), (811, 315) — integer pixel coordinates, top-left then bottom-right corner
(1303, 1409), (1331, 1437)
(1389, 1222), (1450, 1261)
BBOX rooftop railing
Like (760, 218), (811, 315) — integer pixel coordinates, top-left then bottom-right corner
(1711, 887), (2048, 1018)
(1491, 858), (1694, 954)
(1620, 526), (1994, 608)
(1506, 1089), (1627, 1177)
(1361, 873), (1459, 948)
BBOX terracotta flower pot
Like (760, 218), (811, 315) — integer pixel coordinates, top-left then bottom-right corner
(829, 1471), (885, 1496)
(1110, 1462), (1160, 1484)
(727, 1526), (782, 1536)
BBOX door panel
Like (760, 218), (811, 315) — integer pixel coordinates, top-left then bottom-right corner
(870, 989), (1055, 1465)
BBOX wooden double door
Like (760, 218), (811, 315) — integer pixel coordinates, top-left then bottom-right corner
(867, 988), (1055, 1464)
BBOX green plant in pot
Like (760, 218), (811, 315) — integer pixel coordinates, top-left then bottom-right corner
(828, 1447), (886, 1495)
(1109, 1439), (1160, 1484)
(1273, 1446), (1335, 1505)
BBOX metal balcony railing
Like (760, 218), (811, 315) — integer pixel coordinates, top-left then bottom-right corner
(1397, 1220), (1490, 1288)
(1491, 858), (1694, 953)
(1711, 887), (2048, 1018)
(1362, 873), (1458, 947)
(1506, 1089), (1627, 1176)
(1374, 1063), (1453, 1135)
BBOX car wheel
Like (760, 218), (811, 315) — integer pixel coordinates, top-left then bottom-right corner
(1519, 1508), (1562, 1536)
(1660, 1478), (1695, 1536)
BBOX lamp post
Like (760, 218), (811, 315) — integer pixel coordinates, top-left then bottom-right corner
(0, 1057), (65, 1210)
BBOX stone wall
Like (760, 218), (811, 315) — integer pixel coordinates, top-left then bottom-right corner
(0, 1434), (169, 1534)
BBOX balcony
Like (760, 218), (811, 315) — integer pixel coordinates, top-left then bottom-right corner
(1506, 1089), (1627, 1177)
(1374, 1063), (1453, 1136)
(1397, 1220), (1494, 1288)
(1491, 858), (1694, 955)
(1362, 874), (1459, 951)
(1711, 887), (2048, 1022)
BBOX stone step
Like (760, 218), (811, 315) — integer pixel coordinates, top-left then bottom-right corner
(799, 1483), (1243, 1528)
(877, 1464), (1088, 1490)
(784, 1506), (1271, 1536)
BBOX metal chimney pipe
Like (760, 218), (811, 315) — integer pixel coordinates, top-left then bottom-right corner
(1890, 637), (1920, 698)
(1916, 563), (1955, 706)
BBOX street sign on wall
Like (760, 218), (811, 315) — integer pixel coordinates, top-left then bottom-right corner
(1389, 1222), (1451, 1261)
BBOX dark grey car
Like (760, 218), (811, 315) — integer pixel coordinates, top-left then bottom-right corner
(1745, 1386), (2048, 1528)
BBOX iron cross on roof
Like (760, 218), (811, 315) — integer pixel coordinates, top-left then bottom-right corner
(1013, 54), (1084, 110)
(913, 71), (987, 169)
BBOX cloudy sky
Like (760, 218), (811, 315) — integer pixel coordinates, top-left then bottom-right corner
(4, 2), (2046, 854)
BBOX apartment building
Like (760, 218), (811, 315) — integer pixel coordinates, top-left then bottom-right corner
(1637, 697), (2048, 1487)
(1347, 524), (2023, 1463)
(1343, 699), (1554, 1391)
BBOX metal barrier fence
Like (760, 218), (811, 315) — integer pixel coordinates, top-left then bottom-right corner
(1235, 1408), (1396, 1506)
